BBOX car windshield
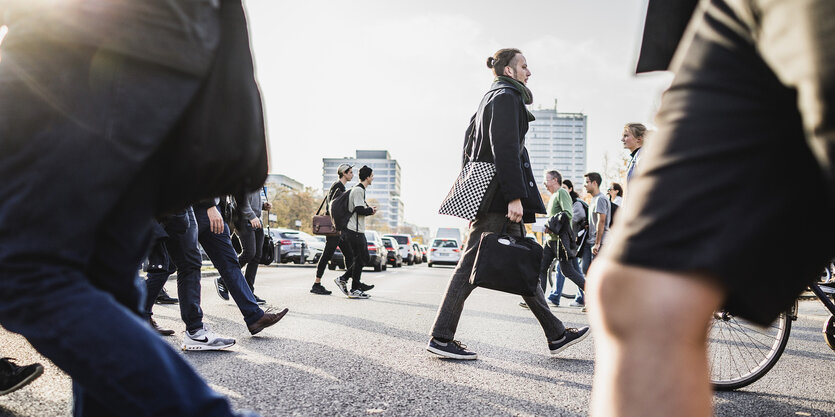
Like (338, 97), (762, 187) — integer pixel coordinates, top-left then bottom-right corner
(364, 232), (377, 242)
(389, 236), (409, 245)
(433, 240), (458, 248)
(381, 238), (394, 248)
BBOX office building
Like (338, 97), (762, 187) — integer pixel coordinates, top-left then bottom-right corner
(528, 105), (587, 186)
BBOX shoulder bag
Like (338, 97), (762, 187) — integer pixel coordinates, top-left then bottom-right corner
(469, 222), (542, 297)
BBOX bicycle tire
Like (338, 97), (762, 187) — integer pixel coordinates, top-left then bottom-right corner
(708, 309), (791, 391)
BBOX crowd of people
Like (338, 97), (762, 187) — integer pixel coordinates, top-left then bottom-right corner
(3, 0), (834, 416)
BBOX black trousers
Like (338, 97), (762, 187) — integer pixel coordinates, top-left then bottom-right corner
(344, 230), (370, 291)
(315, 233), (354, 278)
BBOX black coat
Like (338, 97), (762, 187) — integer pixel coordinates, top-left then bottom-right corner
(635, 0), (700, 73)
(464, 81), (547, 223)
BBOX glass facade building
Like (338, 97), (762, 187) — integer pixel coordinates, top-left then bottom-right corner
(527, 108), (588, 186)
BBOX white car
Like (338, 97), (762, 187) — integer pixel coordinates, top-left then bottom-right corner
(383, 234), (416, 265)
(427, 238), (461, 267)
(276, 229), (325, 264)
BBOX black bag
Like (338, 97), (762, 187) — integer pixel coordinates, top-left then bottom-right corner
(469, 222), (543, 297)
(218, 195), (239, 232)
(330, 187), (355, 231)
(260, 230), (275, 265)
(156, 0), (268, 213)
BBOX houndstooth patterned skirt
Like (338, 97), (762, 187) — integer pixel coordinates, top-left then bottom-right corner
(438, 161), (497, 221)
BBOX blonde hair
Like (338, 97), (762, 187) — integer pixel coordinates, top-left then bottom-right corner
(624, 123), (647, 140)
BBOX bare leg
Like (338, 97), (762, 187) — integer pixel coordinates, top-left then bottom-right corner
(587, 259), (723, 417)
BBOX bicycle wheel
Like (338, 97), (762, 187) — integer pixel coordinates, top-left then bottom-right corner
(708, 309), (791, 391)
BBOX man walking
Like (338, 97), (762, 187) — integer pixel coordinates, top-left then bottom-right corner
(427, 48), (589, 360)
(335, 165), (377, 299)
(583, 172), (610, 261)
(229, 188), (271, 304)
(313, 163), (355, 295)
(541, 170), (586, 308)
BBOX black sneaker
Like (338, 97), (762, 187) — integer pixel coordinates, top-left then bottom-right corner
(0, 358), (44, 396)
(549, 327), (590, 356)
(358, 283), (375, 292)
(426, 338), (477, 360)
(155, 288), (178, 305)
(310, 283), (332, 295)
(333, 278), (349, 296)
(215, 278), (230, 300)
(254, 295), (266, 305)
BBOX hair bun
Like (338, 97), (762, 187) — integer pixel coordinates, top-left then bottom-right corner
(486, 57), (495, 68)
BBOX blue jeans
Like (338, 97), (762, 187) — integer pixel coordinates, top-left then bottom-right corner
(195, 205), (264, 326)
(0, 43), (236, 416)
(552, 257), (586, 305)
(145, 207), (204, 333)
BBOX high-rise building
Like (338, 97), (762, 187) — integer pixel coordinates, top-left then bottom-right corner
(527, 105), (587, 186)
(322, 150), (403, 229)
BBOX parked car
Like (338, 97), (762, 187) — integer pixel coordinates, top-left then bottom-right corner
(427, 238), (461, 267)
(383, 234), (415, 265)
(365, 230), (387, 272)
(268, 228), (308, 264)
(381, 236), (403, 268)
(411, 243), (423, 264)
(328, 246), (345, 270)
(283, 230), (325, 264)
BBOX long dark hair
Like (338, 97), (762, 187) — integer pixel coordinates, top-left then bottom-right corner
(563, 179), (579, 203)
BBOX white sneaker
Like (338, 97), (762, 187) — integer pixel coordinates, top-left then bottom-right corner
(347, 289), (370, 299)
(181, 327), (236, 351)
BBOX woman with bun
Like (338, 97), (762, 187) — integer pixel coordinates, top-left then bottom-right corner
(427, 48), (590, 360)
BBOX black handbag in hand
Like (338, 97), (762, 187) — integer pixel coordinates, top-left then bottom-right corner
(469, 222), (543, 297)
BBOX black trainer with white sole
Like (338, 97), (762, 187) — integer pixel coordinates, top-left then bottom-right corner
(427, 338), (477, 360)
(549, 326), (590, 356)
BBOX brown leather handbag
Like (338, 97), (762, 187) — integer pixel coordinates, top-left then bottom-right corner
(312, 196), (339, 236)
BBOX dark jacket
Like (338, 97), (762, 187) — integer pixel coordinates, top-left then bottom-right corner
(545, 212), (578, 261)
(465, 81), (547, 223)
(635, 0), (700, 73)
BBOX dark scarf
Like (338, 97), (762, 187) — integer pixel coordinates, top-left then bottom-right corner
(496, 76), (535, 121)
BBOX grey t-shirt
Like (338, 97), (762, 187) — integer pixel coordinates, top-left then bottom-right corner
(588, 192), (611, 246)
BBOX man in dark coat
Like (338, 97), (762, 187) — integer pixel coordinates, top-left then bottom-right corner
(588, 1), (835, 416)
(427, 48), (589, 360)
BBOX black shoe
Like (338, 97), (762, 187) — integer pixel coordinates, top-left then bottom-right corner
(549, 327), (590, 356)
(254, 295), (266, 305)
(215, 278), (230, 300)
(150, 318), (175, 336)
(426, 338), (477, 360)
(155, 288), (178, 305)
(310, 283), (332, 295)
(0, 358), (44, 396)
(358, 283), (375, 292)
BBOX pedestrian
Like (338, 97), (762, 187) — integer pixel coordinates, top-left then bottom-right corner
(334, 165), (377, 299)
(196, 198), (289, 337)
(588, 1), (835, 416)
(622, 123), (646, 184)
(144, 207), (238, 350)
(313, 163), (356, 295)
(540, 171), (586, 308)
(229, 188), (271, 304)
(0, 357), (43, 396)
(608, 183), (623, 207)
(583, 172), (611, 261)
(427, 48), (589, 360)
(0, 1), (265, 415)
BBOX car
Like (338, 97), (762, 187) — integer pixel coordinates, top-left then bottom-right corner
(268, 228), (309, 264)
(381, 236), (403, 267)
(328, 246), (345, 270)
(383, 234), (415, 265)
(427, 238), (461, 267)
(365, 230), (387, 272)
(411, 243), (423, 264)
(283, 229), (325, 264)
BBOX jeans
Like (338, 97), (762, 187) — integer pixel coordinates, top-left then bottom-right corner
(431, 213), (566, 342)
(315, 234), (353, 279)
(195, 205), (264, 327)
(580, 244), (592, 275)
(552, 258), (586, 305)
(0, 43), (235, 416)
(237, 222), (264, 291)
(145, 207), (204, 333)
(344, 230), (370, 291)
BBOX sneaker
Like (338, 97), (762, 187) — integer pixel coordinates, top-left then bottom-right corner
(215, 278), (230, 301)
(357, 283), (375, 292)
(254, 295), (266, 305)
(347, 289), (370, 299)
(248, 307), (289, 335)
(569, 301), (585, 308)
(155, 288), (178, 305)
(426, 338), (477, 360)
(581, 306), (588, 313)
(333, 278), (349, 296)
(519, 302), (530, 309)
(181, 327), (236, 351)
(549, 327), (590, 356)
(310, 283), (332, 295)
(0, 358), (44, 396)
(547, 296), (560, 307)
(150, 318), (175, 336)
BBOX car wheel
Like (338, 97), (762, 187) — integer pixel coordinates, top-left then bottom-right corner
(382, 264), (387, 271)
(374, 262), (382, 272)
(328, 264), (336, 270)
(428, 262), (433, 267)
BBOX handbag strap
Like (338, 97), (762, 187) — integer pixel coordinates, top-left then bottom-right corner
(500, 220), (526, 237)
(262, 186), (271, 234)
(315, 194), (328, 216)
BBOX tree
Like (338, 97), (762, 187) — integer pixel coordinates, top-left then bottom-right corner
(268, 186), (321, 231)
(364, 198), (391, 233)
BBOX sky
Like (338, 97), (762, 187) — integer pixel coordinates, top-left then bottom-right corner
(243, 0), (673, 231)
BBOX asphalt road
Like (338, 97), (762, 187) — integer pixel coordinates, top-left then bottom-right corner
(1, 262), (834, 416)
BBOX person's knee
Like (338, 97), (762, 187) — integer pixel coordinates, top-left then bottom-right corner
(588, 260), (723, 342)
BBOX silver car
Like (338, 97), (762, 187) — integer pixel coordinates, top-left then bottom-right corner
(427, 238), (460, 267)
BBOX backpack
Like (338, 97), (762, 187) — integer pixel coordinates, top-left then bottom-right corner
(330, 187), (355, 231)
